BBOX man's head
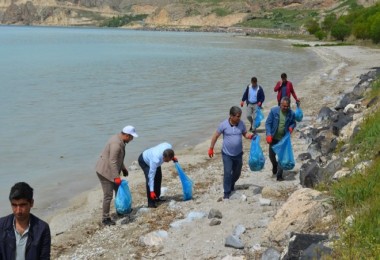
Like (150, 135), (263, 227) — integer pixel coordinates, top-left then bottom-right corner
(229, 106), (242, 125)
(280, 96), (291, 113)
(163, 149), (175, 163)
(9, 182), (34, 222)
(281, 73), (287, 82)
(121, 125), (138, 143)
(251, 77), (258, 87)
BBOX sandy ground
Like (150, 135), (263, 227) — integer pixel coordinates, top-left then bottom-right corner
(46, 42), (380, 259)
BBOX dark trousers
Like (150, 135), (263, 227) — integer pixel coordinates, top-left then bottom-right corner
(269, 139), (283, 178)
(138, 154), (162, 205)
(97, 172), (118, 220)
(222, 152), (243, 198)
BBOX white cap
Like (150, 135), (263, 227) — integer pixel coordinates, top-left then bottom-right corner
(122, 125), (138, 137)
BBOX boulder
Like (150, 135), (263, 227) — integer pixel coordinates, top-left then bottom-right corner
(262, 188), (330, 245)
(316, 107), (334, 123)
(282, 233), (328, 260)
(299, 159), (320, 188)
(300, 242), (333, 259)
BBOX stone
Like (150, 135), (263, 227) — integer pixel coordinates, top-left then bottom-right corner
(208, 208), (223, 219)
(233, 224), (246, 237)
(261, 247), (280, 260)
(299, 159), (320, 188)
(300, 242), (333, 259)
(283, 233), (328, 260)
(209, 219), (221, 226)
(139, 230), (168, 246)
(259, 198), (271, 206)
(225, 235), (244, 249)
(262, 187), (281, 199)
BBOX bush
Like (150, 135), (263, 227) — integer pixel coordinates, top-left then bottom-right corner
(331, 20), (351, 41)
(352, 22), (371, 39)
(370, 14), (380, 43)
(305, 19), (320, 34)
(322, 13), (337, 31)
(314, 30), (326, 40)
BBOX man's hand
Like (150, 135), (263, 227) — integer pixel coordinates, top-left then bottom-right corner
(240, 101), (244, 107)
(266, 135), (273, 144)
(114, 177), (121, 186)
(208, 148), (214, 158)
(257, 102), (262, 107)
(296, 99), (301, 106)
(289, 127), (293, 134)
(172, 156), (178, 163)
(122, 169), (128, 177)
(249, 133), (255, 139)
(150, 191), (157, 200)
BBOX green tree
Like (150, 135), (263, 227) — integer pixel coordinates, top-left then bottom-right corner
(352, 22), (371, 39)
(305, 19), (320, 34)
(315, 30), (327, 40)
(331, 21), (351, 41)
(370, 14), (380, 43)
(322, 13), (337, 31)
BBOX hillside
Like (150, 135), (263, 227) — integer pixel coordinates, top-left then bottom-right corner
(0, 0), (343, 28)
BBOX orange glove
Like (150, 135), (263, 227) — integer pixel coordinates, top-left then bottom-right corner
(240, 101), (244, 107)
(208, 148), (214, 158)
(249, 133), (255, 139)
(172, 156), (178, 163)
(114, 177), (121, 186)
(257, 102), (262, 107)
(266, 135), (273, 144)
(150, 191), (157, 200)
(289, 127), (293, 134)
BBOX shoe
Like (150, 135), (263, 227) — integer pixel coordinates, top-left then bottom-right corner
(272, 167), (277, 175)
(155, 197), (166, 202)
(148, 202), (157, 208)
(277, 177), (284, 182)
(223, 193), (230, 199)
(102, 218), (116, 226)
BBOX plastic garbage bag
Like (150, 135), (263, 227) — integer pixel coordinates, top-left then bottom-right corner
(248, 135), (265, 171)
(255, 107), (265, 128)
(115, 179), (132, 214)
(272, 132), (295, 170)
(174, 162), (193, 201)
(295, 104), (303, 122)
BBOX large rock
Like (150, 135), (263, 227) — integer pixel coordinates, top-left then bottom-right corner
(331, 111), (353, 136)
(316, 107), (334, 123)
(299, 159), (320, 188)
(282, 233), (329, 260)
(2, 1), (39, 24)
(262, 188), (330, 245)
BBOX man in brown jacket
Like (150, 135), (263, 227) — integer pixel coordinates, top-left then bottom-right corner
(96, 125), (138, 225)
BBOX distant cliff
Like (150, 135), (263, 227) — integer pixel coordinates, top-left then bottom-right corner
(0, 0), (374, 29)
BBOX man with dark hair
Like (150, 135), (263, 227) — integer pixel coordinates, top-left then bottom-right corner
(208, 106), (254, 199)
(274, 73), (300, 106)
(240, 76), (266, 132)
(138, 142), (177, 208)
(96, 125), (138, 225)
(0, 182), (51, 259)
(265, 97), (296, 181)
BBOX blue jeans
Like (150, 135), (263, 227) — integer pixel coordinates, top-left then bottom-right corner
(222, 152), (243, 198)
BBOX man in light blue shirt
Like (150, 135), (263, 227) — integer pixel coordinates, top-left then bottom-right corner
(138, 142), (177, 208)
(208, 106), (253, 199)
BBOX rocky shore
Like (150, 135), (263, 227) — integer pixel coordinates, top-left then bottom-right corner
(47, 42), (380, 259)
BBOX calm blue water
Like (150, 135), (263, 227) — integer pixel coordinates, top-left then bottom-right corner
(0, 26), (320, 217)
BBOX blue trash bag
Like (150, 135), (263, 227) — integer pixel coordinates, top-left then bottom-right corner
(272, 132), (295, 170)
(295, 104), (303, 122)
(115, 179), (132, 214)
(174, 162), (193, 201)
(248, 135), (265, 171)
(255, 107), (264, 128)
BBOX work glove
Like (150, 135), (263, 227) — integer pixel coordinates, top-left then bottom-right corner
(240, 101), (244, 107)
(266, 135), (273, 144)
(122, 169), (128, 177)
(172, 156), (178, 163)
(208, 148), (214, 158)
(257, 102), (262, 107)
(249, 133), (255, 139)
(289, 127), (293, 134)
(114, 177), (121, 186)
(150, 191), (157, 200)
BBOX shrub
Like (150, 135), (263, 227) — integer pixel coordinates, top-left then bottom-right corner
(322, 13), (337, 31)
(314, 30), (326, 40)
(331, 20), (351, 41)
(305, 19), (320, 34)
(370, 14), (380, 43)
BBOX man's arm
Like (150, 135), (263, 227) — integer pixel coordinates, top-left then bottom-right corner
(39, 223), (51, 260)
(109, 142), (122, 180)
(274, 81), (281, 92)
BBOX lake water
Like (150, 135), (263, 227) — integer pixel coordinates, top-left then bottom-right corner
(0, 25), (320, 217)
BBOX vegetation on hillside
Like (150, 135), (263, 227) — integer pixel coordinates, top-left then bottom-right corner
(305, 3), (380, 43)
(101, 14), (148, 27)
(322, 79), (380, 258)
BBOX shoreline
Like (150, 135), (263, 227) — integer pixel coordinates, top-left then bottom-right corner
(48, 41), (380, 258)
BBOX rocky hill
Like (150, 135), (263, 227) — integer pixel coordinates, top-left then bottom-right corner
(0, 0), (344, 28)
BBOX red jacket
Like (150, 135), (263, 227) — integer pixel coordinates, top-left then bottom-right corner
(274, 80), (299, 103)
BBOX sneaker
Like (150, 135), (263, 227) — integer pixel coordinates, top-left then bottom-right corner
(272, 167), (277, 175)
(277, 177), (284, 182)
(223, 193), (230, 199)
(155, 197), (166, 202)
(102, 218), (116, 226)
